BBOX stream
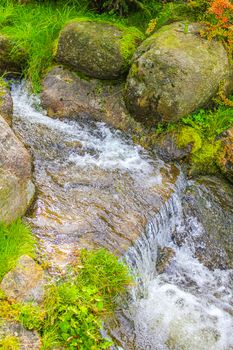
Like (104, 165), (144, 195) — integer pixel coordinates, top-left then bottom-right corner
(11, 82), (233, 350)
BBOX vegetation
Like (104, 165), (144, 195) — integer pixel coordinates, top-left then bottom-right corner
(0, 249), (132, 349)
(0, 219), (35, 280)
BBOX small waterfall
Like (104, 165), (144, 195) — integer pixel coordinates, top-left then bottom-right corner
(117, 178), (233, 350)
(10, 81), (233, 350)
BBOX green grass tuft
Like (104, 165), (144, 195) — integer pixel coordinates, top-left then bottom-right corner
(40, 248), (132, 349)
(0, 219), (35, 281)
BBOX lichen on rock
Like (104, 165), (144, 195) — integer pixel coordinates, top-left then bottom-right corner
(56, 20), (144, 79)
(125, 22), (233, 125)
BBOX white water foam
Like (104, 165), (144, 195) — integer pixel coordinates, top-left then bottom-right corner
(11, 82), (163, 186)
(124, 183), (233, 350)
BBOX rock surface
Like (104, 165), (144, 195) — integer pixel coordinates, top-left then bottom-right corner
(0, 255), (45, 304)
(217, 128), (233, 183)
(0, 80), (13, 125)
(0, 116), (34, 223)
(0, 321), (41, 350)
(153, 129), (193, 162)
(13, 91), (180, 268)
(56, 20), (143, 79)
(125, 22), (233, 125)
(41, 66), (138, 131)
(174, 176), (233, 269)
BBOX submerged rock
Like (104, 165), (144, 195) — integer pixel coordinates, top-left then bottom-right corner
(174, 176), (233, 269)
(0, 116), (34, 223)
(125, 22), (233, 125)
(0, 80), (13, 125)
(156, 246), (175, 274)
(217, 128), (233, 184)
(0, 321), (41, 350)
(56, 20), (144, 79)
(0, 255), (45, 304)
(41, 66), (138, 131)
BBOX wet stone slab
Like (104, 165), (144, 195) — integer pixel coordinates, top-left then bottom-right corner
(12, 83), (180, 270)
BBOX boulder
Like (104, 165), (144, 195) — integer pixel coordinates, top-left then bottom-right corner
(0, 79), (13, 125)
(125, 22), (233, 125)
(0, 35), (23, 75)
(56, 20), (144, 79)
(217, 128), (233, 183)
(0, 116), (35, 223)
(0, 321), (41, 350)
(174, 176), (233, 269)
(0, 255), (45, 304)
(41, 66), (138, 131)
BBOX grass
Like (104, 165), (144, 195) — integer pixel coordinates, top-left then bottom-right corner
(0, 0), (191, 92)
(41, 249), (132, 349)
(0, 219), (35, 281)
(0, 0), (146, 93)
(0, 248), (132, 349)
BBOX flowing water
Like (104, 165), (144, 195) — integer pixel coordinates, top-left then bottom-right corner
(11, 82), (233, 350)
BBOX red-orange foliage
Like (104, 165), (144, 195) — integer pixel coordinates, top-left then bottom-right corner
(202, 0), (233, 56)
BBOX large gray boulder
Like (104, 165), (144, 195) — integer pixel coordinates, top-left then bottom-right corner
(0, 116), (34, 223)
(56, 20), (144, 79)
(125, 22), (233, 125)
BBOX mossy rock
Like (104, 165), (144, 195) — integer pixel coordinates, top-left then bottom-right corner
(56, 20), (144, 79)
(0, 35), (24, 75)
(125, 22), (233, 125)
(217, 128), (233, 183)
(0, 255), (45, 304)
(0, 116), (35, 223)
(0, 79), (13, 125)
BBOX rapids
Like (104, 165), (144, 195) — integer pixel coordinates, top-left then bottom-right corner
(11, 82), (233, 350)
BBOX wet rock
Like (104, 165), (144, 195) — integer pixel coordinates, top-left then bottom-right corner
(156, 247), (175, 274)
(0, 255), (45, 304)
(125, 22), (233, 125)
(0, 321), (41, 350)
(153, 130), (193, 162)
(217, 128), (233, 183)
(174, 176), (233, 269)
(0, 35), (24, 75)
(0, 80), (13, 125)
(0, 116), (35, 223)
(41, 66), (139, 131)
(56, 21), (144, 79)
(12, 96), (180, 268)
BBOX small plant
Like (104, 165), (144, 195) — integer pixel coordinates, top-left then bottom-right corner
(0, 219), (35, 280)
(41, 249), (132, 349)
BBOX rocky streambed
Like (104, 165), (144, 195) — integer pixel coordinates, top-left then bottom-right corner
(7, 82), (233, 350)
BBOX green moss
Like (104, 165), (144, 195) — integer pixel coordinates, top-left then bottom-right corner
(119, 28), (144, 64)
(0, 336), (20, 350)
(191, 141), (221, 174)
(177, 126), (202, 153)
